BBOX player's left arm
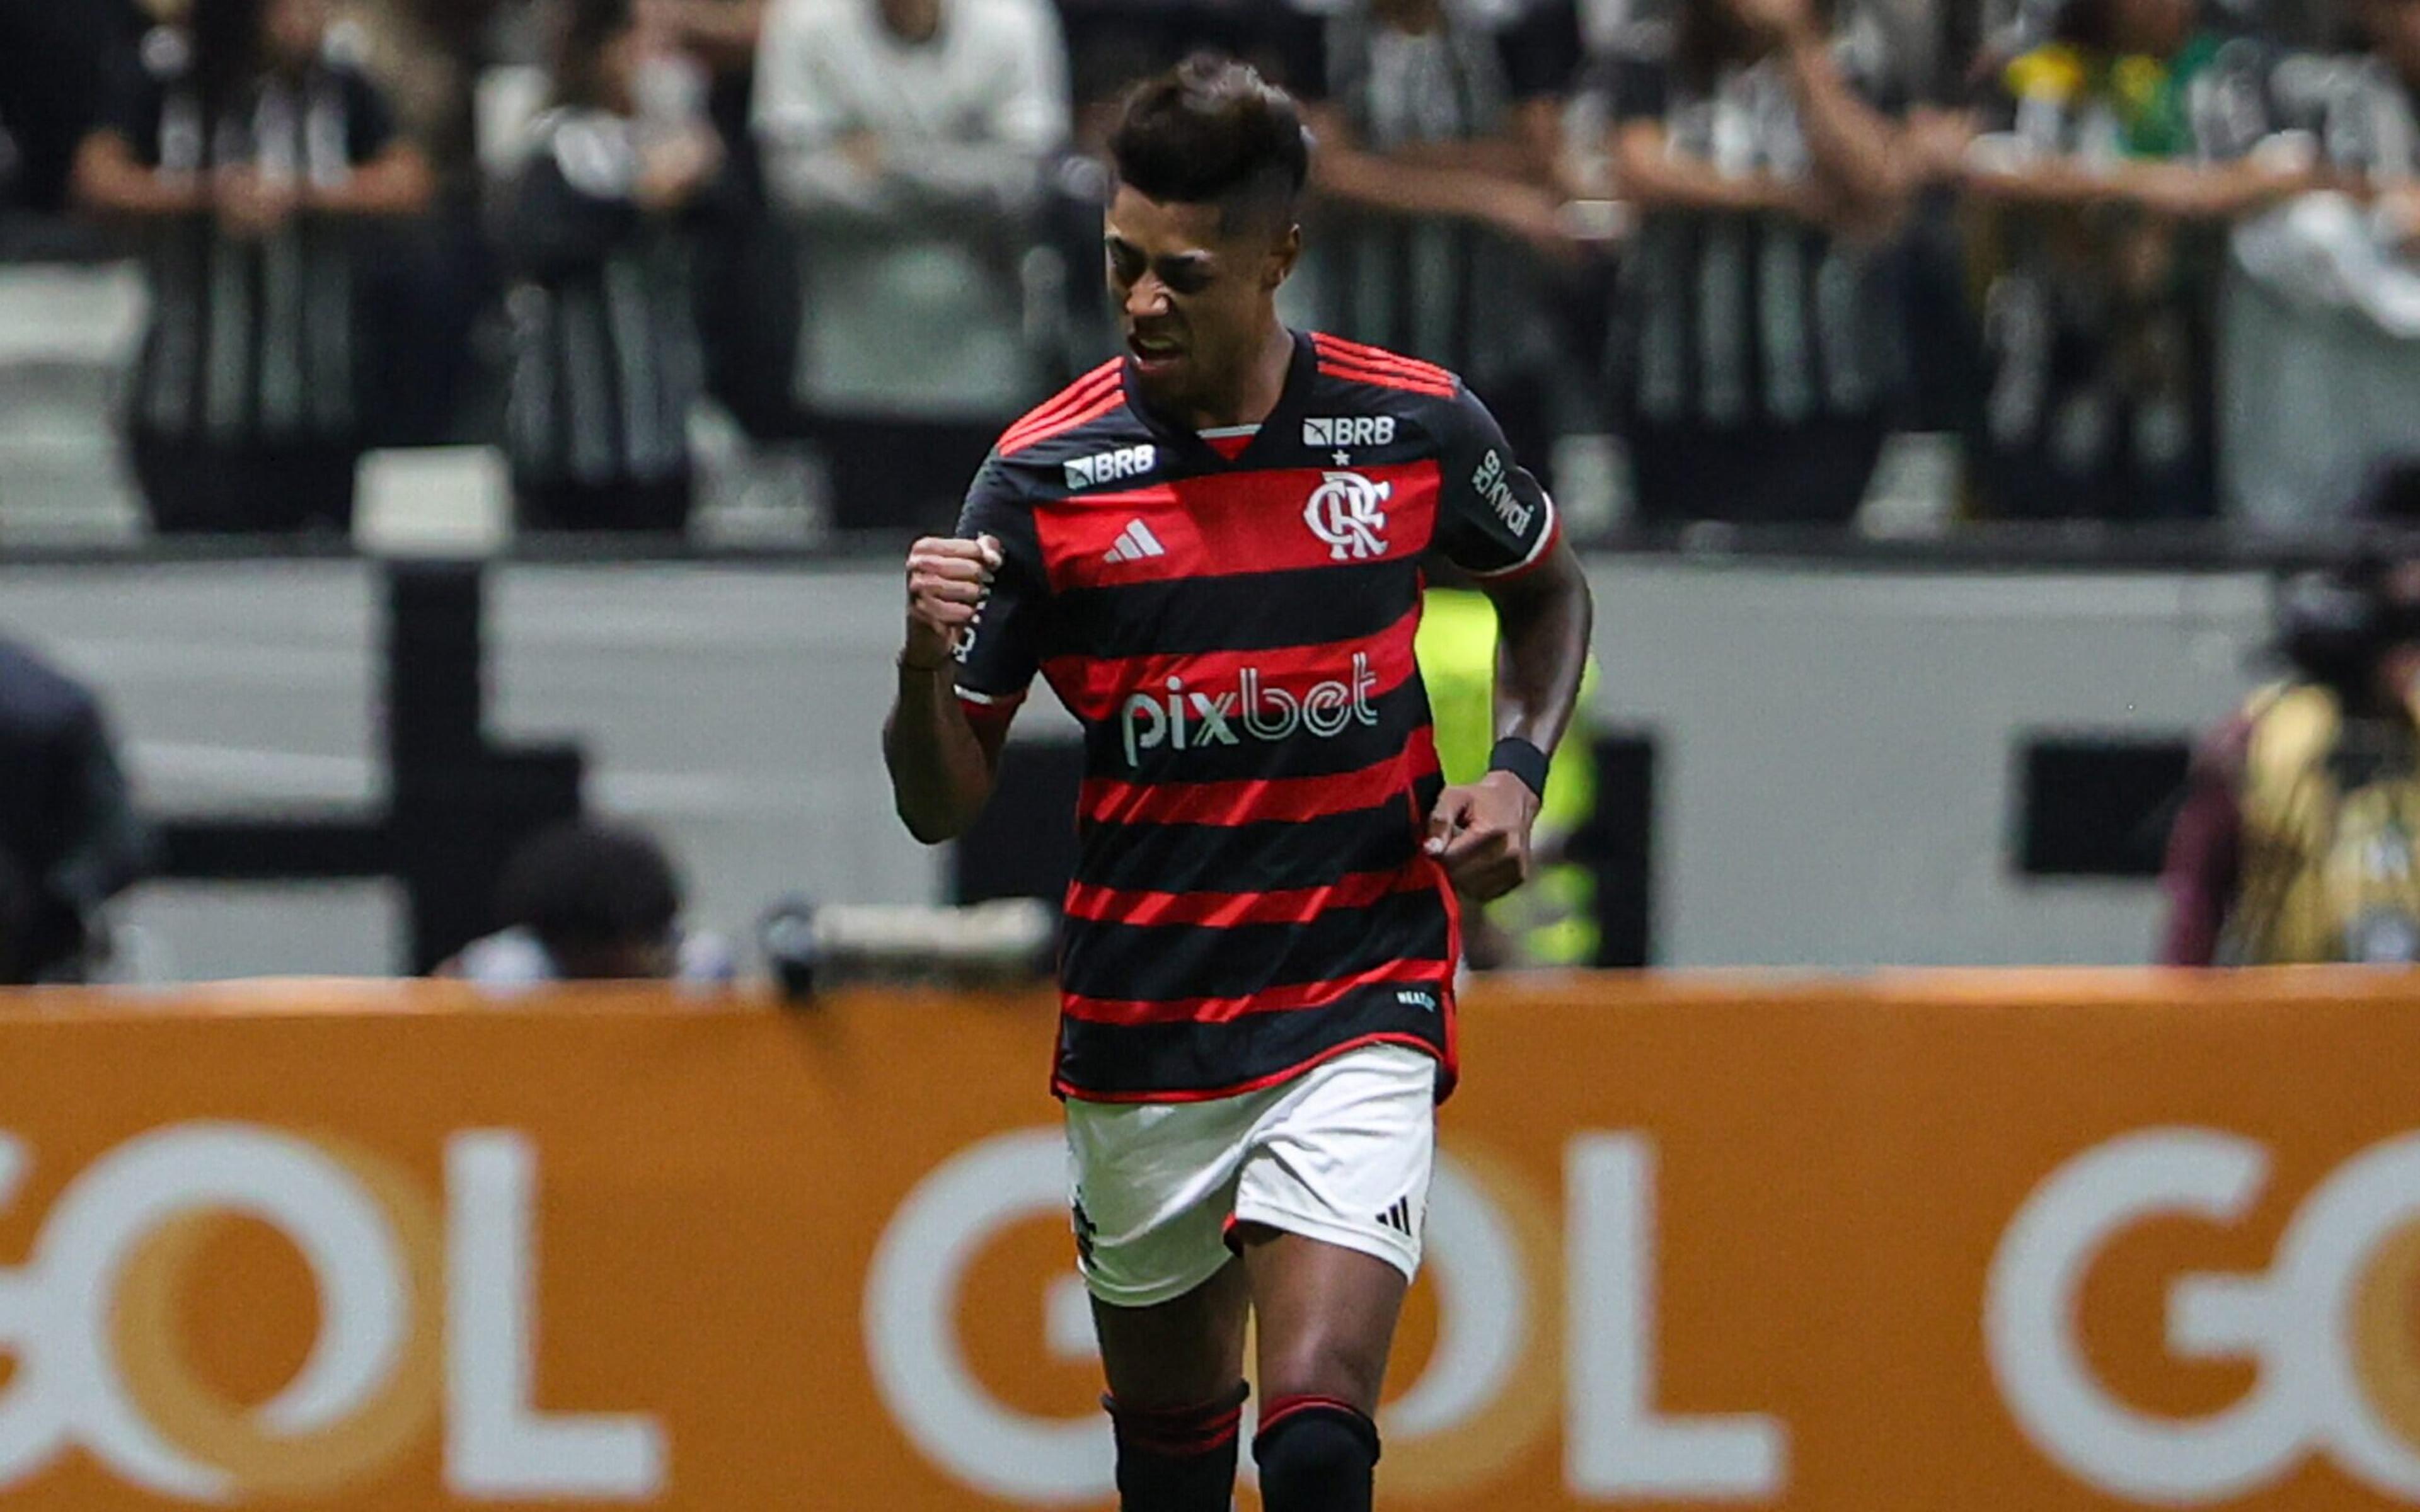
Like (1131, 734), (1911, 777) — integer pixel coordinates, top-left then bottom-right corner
(1424, 390), (1594, 902)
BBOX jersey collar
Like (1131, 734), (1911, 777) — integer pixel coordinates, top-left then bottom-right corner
(1121, 328), (1318, 474)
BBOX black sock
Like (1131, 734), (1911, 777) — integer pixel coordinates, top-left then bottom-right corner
(1253, 1395), (1380, 1512)
(1104, 1382), (1249, 1512)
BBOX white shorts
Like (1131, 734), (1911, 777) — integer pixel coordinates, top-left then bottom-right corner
(1064, 1045), (1439, 1309)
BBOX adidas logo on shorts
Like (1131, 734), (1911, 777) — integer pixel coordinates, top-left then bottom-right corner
(1071, 1196), (1098, 1265)
(1376, 1194), (1416, 1239)
(1103, 518), (1167, 563)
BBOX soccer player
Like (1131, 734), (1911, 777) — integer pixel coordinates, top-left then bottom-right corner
(883, 56), (1591, 1512)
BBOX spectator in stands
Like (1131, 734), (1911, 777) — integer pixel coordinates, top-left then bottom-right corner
(444, 818), (735, 985)
(1060, 0), (1325, 140)
(1599, 0), (1926, 526)
(1961, 0), (2316, 521)
(0, 0), (142, 221)
(71, 0), (434, 534)
(2162, 539), (2420, 965)
(0, 637), (152, 983)
(2320, 0), (2420, 235)
(497, 0), (725, 532)
(1298, 0), (1581, 478)
(646, 0), (811, 442)
(753, 0), (1069, 534)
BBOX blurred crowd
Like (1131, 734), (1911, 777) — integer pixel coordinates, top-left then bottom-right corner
(1, 0), (2419, 538)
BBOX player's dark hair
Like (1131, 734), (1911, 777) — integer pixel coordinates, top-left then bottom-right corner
(1109, 54), (1309, 233)
(495, 820), (681, 963)
(551, 0), (639, 111)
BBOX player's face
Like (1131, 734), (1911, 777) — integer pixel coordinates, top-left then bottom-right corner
(1106, 185), (1296, 416)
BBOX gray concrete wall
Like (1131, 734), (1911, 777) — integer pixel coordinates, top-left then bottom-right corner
(0, 556), (2273, 979)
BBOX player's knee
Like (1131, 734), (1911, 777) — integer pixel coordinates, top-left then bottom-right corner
(1252, 1395), (1379, 1512)
(1105, 1383), (1249, 1512)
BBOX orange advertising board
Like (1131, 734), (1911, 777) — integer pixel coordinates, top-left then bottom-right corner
(0, 971), (2415, 1509)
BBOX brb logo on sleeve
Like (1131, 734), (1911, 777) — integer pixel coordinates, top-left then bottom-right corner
(1064, 445), (1155, 493)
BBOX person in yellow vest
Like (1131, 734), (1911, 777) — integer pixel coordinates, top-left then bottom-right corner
(1417, 588), (1601, 969)
(2163, 553), (2420, 964)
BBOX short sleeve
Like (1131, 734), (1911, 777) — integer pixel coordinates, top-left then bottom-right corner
(1429, 384), (1560, 581)
(1498, 0), (1582, 102)
(2189, 40), (2284, 161)
(1608, 51), (1670, 125)
(97, 48), (168, 163)
(495, 123), (643, 278)
(338, 67), (398, 163)
(951, 459), (1050, 720)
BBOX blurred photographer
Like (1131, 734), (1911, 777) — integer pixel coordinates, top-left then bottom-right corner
(2163, 537), (2420, 964)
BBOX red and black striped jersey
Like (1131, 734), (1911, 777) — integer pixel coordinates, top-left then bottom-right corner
(952, 329), (1560, 1103)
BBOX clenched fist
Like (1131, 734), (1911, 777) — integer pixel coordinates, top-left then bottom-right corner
(1424, 770), (1542, 902)
(902, 534), (1003, 669)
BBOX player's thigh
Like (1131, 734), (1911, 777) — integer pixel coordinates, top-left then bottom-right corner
(1236, 1230), (1409, 1412)
(1230, 1045), (1438, 1409)
(1065, 1097), (1253, 1310)
(1091, 1257), (1252, 1410)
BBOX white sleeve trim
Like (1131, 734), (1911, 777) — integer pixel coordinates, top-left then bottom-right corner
(955, 685), (1025, 707)
(1464, 490), (1559, 580)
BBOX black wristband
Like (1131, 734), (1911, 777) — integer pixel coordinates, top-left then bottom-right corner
(1488, 736), (1550, 800)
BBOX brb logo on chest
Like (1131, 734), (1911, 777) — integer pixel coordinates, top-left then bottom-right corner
(1120, 655), (1379, 766)
(1304, 472), (1392, 561)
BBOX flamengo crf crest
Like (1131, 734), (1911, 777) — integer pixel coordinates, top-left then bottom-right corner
(1304, 471), (1391, 561)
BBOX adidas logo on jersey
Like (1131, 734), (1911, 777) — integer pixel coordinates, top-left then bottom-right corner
(1102, 519), (1166, 564)
(1066, 444), (1156, 492)
(1303, 416), (1397, 447)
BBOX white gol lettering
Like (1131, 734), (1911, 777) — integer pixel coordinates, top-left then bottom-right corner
(0, 1124), (664, 1501)
(1472, 450), (1534, 538)
(1064, 445), (1156, 493)
(1305, 472), (1392, 561)
(863, 1130), (1792, 1504)
(1988, 1128), (2420, 1503)
(1303, 416), (1397, 449)
(867, 1132), (1530, 1503)
(1119, 654), (1378, 766)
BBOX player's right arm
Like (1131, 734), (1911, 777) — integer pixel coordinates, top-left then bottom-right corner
(884, 464), (1048, 844)
(885, 536), (1008, 844)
